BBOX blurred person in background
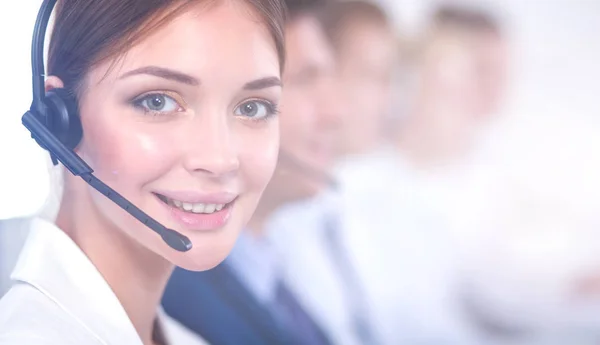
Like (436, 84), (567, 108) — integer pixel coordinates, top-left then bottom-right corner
(161, 0), (342, 344)
(264, 1), (400, 345)
(438, 12), (600, 345)
(392, 4), (509, 168)
(319, 0), (399, 158)
(400, 6), (600, 345)
(328, 3), (511, 344)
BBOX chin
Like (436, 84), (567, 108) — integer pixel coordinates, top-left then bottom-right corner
(174, 256), (224, 272)
(166, 232), (238, 272)
(169, 249), (228, 271)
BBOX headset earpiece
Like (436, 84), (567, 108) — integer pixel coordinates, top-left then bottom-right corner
(22, 0), (192, 252)
(44, 87), (82, 150)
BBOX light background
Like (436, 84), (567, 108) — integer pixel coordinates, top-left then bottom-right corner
(1, 0), (599, 219)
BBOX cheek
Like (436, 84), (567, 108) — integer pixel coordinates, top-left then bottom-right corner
(238, 123), (280, 192)
(78, 107), (178, 190)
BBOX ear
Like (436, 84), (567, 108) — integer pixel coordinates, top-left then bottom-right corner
(45, 76), (64, 92)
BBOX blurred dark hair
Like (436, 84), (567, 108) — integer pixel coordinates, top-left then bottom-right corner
(48, 0), (286, 98)
(284, 0), (330, 20)
(317, 0), (392, 53)
(432, 4), (501, 35)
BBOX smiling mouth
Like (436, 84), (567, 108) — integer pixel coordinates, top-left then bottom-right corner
(154, 193), (234, 214)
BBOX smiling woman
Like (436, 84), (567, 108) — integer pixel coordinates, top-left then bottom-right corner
(0, 0), (286, 344)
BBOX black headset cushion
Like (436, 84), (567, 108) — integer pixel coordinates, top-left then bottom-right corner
(44, 88), (83, 150)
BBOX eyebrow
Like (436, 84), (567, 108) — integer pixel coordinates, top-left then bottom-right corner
(119, 66), (281, 90)
(119, 66), (199, 85)
(243, 76), (282, 90)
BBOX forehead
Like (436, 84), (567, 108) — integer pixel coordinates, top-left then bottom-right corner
(338, 24), (396, 64)
(340, 22), (393, 47)
(284, 16), (335, 75)
(88, 2), (280, 86)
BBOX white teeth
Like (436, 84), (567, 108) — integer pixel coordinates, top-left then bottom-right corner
(182, 202), (193, 211)
(192, 203), (205, 213)
(167, 198), (226, 214)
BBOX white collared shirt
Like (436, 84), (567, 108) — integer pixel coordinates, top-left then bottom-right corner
(333, 148), (482, 345)
(0, 217), (208, 345)
(267, 148), (483, 345)
(266, 192), (365, 345)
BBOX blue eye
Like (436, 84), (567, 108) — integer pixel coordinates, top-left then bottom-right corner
(234, 100), (278, 120)
(133, 93), (181, 114)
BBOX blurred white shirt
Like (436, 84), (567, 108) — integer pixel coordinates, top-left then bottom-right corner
(352, 116), (600, 344)
(334, 146), (482, 345)
(437, 117), (600, 344)
(0, 217), (207, 345)
(267, 192), (365, 345)
(268, 146), (482, 345)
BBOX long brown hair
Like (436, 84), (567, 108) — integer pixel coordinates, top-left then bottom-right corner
(48, 0), (287, 98)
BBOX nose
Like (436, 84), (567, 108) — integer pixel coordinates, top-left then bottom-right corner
(182, 117), (240, 178)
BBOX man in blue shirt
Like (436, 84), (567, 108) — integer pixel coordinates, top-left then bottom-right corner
(161, 0), (342, 344)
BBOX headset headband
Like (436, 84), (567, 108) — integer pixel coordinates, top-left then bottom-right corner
(31, 0), (57, 116)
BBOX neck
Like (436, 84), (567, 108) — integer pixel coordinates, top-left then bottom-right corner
(56, 177), (172, 345)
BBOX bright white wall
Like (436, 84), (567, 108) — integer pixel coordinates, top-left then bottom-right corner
(0, 0), (51, 219)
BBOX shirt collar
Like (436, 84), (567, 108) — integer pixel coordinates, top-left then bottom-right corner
(225, 230), (281, 304)
(10, 217), (143, 345)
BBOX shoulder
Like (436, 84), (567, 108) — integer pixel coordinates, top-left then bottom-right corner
(0, 284), (100, 345)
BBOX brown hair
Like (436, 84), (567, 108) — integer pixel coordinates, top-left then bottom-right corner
(284, 0), (330, 20)
(432, 4), (501, 35)
(48, 0), (286, 98)
(400, 4), (502, 67)
(317, 0), (392, 53)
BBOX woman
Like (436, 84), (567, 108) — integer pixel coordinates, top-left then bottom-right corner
(0, 0), (285, 344)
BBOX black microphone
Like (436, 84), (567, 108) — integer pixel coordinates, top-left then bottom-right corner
(278, 150), (339, 190)
(22, 111), (192, 252)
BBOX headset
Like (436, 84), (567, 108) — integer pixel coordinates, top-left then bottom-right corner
(21, 0), (192, 252)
